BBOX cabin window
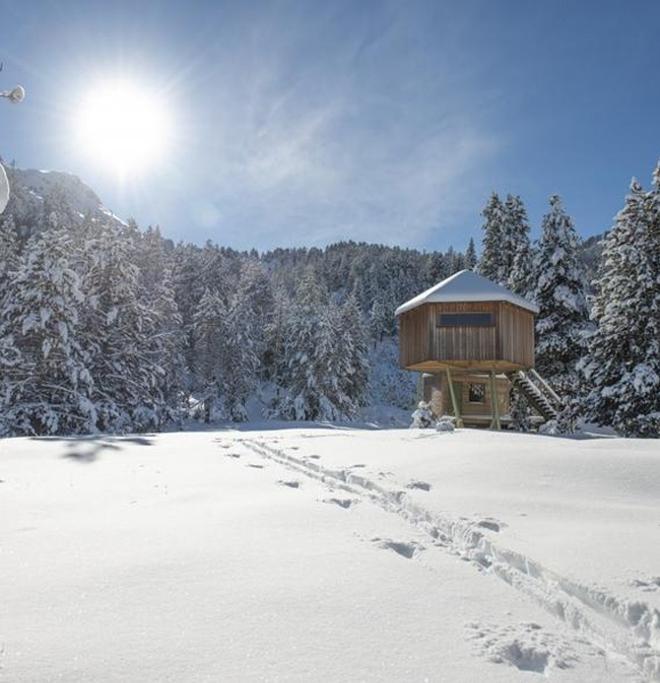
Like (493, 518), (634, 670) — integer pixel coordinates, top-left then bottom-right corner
(437, 312), (495, 327)
(468, 383), (486, 403)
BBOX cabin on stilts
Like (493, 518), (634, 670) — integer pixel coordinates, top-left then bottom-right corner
(395, 270), (562, 429)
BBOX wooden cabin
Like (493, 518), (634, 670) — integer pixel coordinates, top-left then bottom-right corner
(396, 270), (543, 428)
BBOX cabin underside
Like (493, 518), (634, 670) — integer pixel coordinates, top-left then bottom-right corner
(409, 359), (527, 373)
(421, 370), (512, 428)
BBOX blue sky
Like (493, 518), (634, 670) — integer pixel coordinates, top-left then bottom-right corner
(0, 0), (658, 252)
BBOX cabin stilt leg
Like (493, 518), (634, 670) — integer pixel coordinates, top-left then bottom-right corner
(489, 370), (501, 430)
(416, 372), (424, 404)
(445, 368), (463, 428)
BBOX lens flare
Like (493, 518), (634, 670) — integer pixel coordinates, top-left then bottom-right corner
(75, 80), (172, 176)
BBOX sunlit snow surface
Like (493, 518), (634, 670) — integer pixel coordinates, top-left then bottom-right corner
(1, 427), (657, 681)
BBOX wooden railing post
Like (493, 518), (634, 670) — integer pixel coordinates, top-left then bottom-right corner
(489, 370), (501, 430)
(445, 367), (463, 428)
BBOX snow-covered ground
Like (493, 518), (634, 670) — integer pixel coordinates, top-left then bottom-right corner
(1, 426), (658, 681)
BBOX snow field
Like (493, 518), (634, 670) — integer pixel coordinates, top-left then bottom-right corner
(236, 432), (660, 679)
(0, 428), (655, 681)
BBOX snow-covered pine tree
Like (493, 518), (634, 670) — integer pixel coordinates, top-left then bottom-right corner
(449, 248), (465, 274)
(478, 193), (506, 282)
(42, 184), (80, 233)
(444, 247), (457, 275)
(275, 269), (363, 421)
(509, 243), (534, 298)
(135, 226), (185, 416)
(534, 195), (590, 395)
(200, 240), (233, 294)
(0, 214), (19, 302)
(369, 294), (390, 343)
(220, 286), (261, 422)
(0, 226), (95, 435)
(369, 288), (398, 342)
(171, 242), (206, 377)
(503, 195), (534, 297)
(82, 221), (167, 431)
(481, 194), (535, 429)
(236, 259), (274, 374)
(277, 269), (328, 420)
(465, 237), (477, 270)
(0, 215), (23, 416)
(312, 302), (355, 420)
(581, 175), (660, 437)
(423, 251), (448, 286)
(337, 292), (370, 409)
(263, 285), (290, 385)
(192, 287), (226, 422)
(651, 161), (660, 290)
(218, 307), (257, 421)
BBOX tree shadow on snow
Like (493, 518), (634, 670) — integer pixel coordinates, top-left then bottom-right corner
(30, 434), (155, 463)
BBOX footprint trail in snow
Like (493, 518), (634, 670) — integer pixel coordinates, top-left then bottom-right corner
(236, 435), (660, 681)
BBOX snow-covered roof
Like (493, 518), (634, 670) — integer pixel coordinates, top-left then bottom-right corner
(395, 269), (539, 316)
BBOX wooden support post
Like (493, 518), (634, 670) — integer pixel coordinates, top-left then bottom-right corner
(489, 370), (501, 430)
(445, 367), (463, 428)
(416, 373), (423, 405)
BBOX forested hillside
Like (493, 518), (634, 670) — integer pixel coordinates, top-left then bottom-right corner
(0, 164), (657, 437)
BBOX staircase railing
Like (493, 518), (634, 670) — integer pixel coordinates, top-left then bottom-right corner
(528, 369), (562, 408)
(507, 370), (562, 422)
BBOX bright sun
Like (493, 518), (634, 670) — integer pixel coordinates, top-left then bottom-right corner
(75, 80), (172, 176)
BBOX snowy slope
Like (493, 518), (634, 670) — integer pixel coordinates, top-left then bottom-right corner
(7, 167), (126, 225)
(1, 428), (656, 681)
(12, 168), (103, 212)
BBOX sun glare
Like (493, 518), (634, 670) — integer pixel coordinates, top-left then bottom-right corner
(75, 80), (172, 177)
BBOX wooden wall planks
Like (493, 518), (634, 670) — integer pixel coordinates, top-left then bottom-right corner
(399, 301), (534, 370)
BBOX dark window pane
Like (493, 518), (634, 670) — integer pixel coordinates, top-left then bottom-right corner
(437, 312), (494, 327)
(468, 383), (486, 403)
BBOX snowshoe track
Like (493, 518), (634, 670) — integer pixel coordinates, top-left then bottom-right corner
(465, 621), (580, 674)
(238, 436), (660, 681)
(372, 537), (424, 559)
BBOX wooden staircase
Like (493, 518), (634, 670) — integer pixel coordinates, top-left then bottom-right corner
(507, 369), (563, 422)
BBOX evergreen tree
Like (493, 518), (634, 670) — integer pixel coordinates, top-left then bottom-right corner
(464, 237), (477, 270)
(534, 195), (590, 394)
(581, 176), (660, 437)
(509, 241), (534, 298)
(369, 294), (390, 343)
(423, 251), (448, 286)
(278, 269), (328, 419)
(221, 292), (260, 422)
(369, 289), (398, 341)
(171, 242), (206, 378)
(444, 247), (457, 275)
(275, 270), (366, 420)
(337, 293), (370, 407)
(448, 248), (465, 274)
(0, 227), (95, 435)
(478, 193), (505, 282)
(0, 214), (19, 302)
(192, 288), (226, 421)
(82, 222), (167, 431)
(136, 226), (185, 413)
(0, 214), (20, 396)
(42, 184), (79, 232)
(312, 303), (355, 419)
(503, 195), (534, 297)
(237, 259), (273, 375)
(263, 286), (290, 384)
